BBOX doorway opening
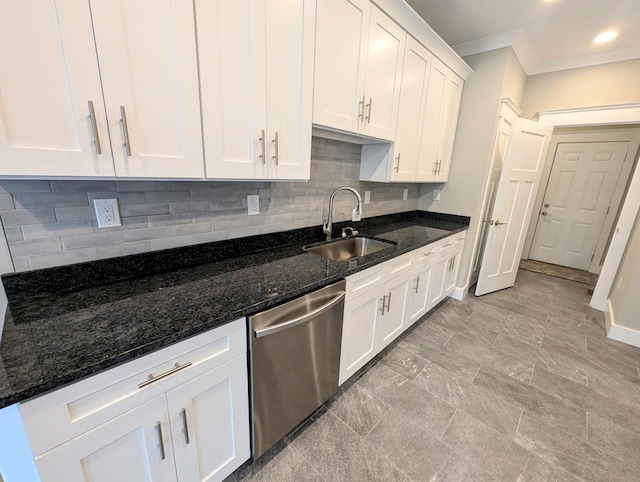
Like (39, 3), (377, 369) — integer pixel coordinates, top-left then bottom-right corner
(522, 126), (640, 275)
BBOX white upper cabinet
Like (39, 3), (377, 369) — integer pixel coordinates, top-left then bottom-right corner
(0, 0), (204, 179)
(0, 0), (114, 177)
(314, 0), (405, 141)
(197, 0), (315, 180)
(389, 36), (432, 182)
(90, 0), (204, 179)
(416, 57), (463, 182)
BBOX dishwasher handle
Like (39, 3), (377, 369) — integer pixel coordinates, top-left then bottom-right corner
(253, 291), (345, 338)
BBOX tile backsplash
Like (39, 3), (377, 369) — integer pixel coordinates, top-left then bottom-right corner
(0, 138), (419, 272)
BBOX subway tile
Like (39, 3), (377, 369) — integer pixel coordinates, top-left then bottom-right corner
(92, 216), (149, 233)
(87, 191), (145, 205)
(145, 191), (190, 203)
(192, 230), (229, 244)
(12, 257), (30, 272)
(51, 180), (116, 192)
(4, 226), (23, 242)
(0, 194), (15, 210)
(1, 209), (57, 226)
(116, 180), (167, 191)
(172, 222), (211, 236)
(167, 181), (211, 191)
(169, 201), (210, 214)
(150, 235), (195, 251)
(97, 241), (152, 259)
(122, 227), (172, 242)
(28, 247), (98, 270)
(119, 203), (170, 217)
(9, 237), (62, 257)
(229, 226), (258, 239)
(0, 180), (51, 194)
(62, 231), (124, 249)
(13, 192), (88, 209)
(22, 222), (94, 240)
(54, 206), (95, 222)
(148, 213), (193, 227)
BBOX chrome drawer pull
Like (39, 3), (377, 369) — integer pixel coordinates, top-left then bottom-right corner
(138, 361), (192, 388)
(120, 106), (132, 156)
(443, 243), (452, 248)
(423, 250), (435, 257)
(88, 101), (102, 155)
(272, 131), (279, 164)
(414, 276), (420, 293)
(259, 129), (266, 164)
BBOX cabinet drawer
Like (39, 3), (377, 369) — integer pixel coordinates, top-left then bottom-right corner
(346, 264), (385, 298)
(21, 318), (246, 457)
(385, 251), (415, 278)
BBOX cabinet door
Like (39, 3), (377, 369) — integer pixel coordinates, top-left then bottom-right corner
(167, 355), (250, 482)
(416, 58), (463, 182)
(313, 0), (370, 133)
(427, 254), (449, 309)
(433, 68), (463, 182)
(0, 0), (114, 177)
(360, 6), (405, 141)
(391, 37), (431, 182)
(35, 396), (176, 482)
(339, 285), (384, 385)
(91, 0), (204, 178)
(376, 270), (412, 350)
(265, 0), (315, 180)
(196, 0), (266, 180)
(407, 262), (434, 326)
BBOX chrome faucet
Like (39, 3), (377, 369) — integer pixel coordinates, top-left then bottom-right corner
(323, 187), (363, 241)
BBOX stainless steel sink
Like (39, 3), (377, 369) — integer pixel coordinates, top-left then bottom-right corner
(303, 236), (396, 261)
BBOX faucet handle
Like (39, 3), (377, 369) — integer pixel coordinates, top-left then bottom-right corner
(342, 227), (359, 238)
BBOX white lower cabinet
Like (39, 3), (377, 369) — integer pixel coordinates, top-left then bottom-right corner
(340, 231), (466, 384)
(21, 319), (250, 482)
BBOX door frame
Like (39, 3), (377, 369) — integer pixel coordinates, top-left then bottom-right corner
(536, 103), (640, 312)
(521, 128), (640, 273)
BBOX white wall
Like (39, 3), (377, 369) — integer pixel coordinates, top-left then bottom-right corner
(419, 47), (526, 290)
(521, 59), (640, 119)
(610, 211), (640, 331)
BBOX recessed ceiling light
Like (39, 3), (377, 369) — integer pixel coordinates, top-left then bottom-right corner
(594, 31), (618, 44)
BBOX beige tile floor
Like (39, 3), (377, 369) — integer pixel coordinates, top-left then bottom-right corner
(229, 269), (640, 482)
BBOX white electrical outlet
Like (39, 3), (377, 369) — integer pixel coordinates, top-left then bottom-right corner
(433, 189), (441, 201)
(364, 191), (371, 205)
(94, 199), (121, 228)
(247, 195), (259, 215)
(403, 189), (408, 201)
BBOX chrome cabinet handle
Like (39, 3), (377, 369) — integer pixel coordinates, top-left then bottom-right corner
(120, 106), (132, 156)
(494, 220), (508, 226)
(394, 153), (401, 172)
(542, 211), (548, 216)
(155, 422), (166, 460)
(379, 296), (386, 315)
(385, 292), (391, 312)
(272, 131), (279, 164)
(259, 130), (266, 164)
(414, 276), (420, 293)
(88, 101), (102, 155)
(358, 95), (366, 122)
(180, 408), (190, 445)
(138, 361), (192, 388)
(457, 237), (465, 241)
(544, 203), (549, 208)
(423, 250), (435, 257)
(443, 242), (452, 248)
(365, 98), (372, 123)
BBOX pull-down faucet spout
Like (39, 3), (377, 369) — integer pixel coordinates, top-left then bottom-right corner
(323, 186), (363, 241)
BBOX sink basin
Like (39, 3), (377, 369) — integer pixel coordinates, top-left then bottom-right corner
(303, 236), (396, 261)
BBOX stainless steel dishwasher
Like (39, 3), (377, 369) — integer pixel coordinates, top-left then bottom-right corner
(248, 280), (346, 458)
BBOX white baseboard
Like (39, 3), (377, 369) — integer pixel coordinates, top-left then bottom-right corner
(449, 285), (469, 301)
(605, 299), (640, 348)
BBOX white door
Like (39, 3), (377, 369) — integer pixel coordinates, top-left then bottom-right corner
(529, 142), (629, 270)
(265, 0), (315, 180)
(391, 37), (432, 182)
(407, 262), (434, 325)
(313, 0), (370, 133)
(0, 0), (114, 177)
(475, 118), (553, 296)
(35, 396), (176, 482)
(168, 356), (250, 482)
(469, 103), (520, 286)
(376, 272), (411, 350)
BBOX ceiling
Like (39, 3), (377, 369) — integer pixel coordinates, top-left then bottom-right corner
(404, 0), (640, 74)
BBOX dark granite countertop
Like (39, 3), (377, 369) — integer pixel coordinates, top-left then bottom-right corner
(0, 211), (468, 409)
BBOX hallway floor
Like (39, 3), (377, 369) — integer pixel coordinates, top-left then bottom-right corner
(230, 269), (640, 481)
